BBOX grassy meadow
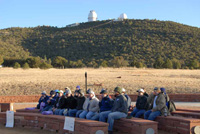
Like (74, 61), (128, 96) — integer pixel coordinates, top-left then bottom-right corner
(0, 68), (200, 95)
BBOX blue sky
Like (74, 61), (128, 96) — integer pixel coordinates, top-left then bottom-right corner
(0, 0), (199, 29)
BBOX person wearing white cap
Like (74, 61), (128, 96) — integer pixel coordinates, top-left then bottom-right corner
(79, 89), (99, 119)
(130, 89), (148, 118)
(122, 88), (131, 110)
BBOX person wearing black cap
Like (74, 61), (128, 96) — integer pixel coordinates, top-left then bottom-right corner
(130, 89), (148, 118)
(99, 87), (128, 134)
(90, 89), (113, 120)
(68, 89), (86, 117)
(144, 87), (169, 120)
(42, 90), (57, 112)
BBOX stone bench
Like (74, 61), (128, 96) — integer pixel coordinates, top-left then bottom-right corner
(176, 108), (200, 113)
(16, 108), (40, 113)
(113, 117), (158, 134)
(0, 112), (108, 134)
(155, 116), (200, 134)
(0, 103), (13, 112)
(172, 111), (200, 119)
(16, 108), (157, 134)
(0, 103), (38, 112)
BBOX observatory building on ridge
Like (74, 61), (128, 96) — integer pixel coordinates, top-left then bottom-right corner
(88, 10), (97, 22)
(118, 13), (128, 21)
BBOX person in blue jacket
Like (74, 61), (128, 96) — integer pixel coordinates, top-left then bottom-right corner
(90, 89), (113, 120)
(36, 91), (49, 109)
(42, 90), (57, 112)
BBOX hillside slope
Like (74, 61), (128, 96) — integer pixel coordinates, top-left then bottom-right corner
(0, 19), (200, 67)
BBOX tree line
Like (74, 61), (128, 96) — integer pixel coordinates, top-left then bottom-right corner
(1, 55), (199, 69)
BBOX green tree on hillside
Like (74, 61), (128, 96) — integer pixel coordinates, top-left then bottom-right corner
(135, 62), (144, 68)
(39, 62), (53, 69)
(172, 59), (181, 69)
(52, 56), (68, 68)
(189, 59), (199, 69)
(163, 58), (173, 69)
(26, 57), (42, 68)
(130, 57), (137, 67)
(0, 55), (4, 65)
(110, 56), (129, 68)
(13, 62), (21, 69)
(100, 60), (108, 67)
(22, 62), (30, 69)
(153, 56), (164, 69)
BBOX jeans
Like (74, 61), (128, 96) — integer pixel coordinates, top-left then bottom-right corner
(144, 110), (161, 120)
(42, 105), (53, 112)
(79, 110), (88, 118)
(79, 111), (96, 119)
(99, 111), (127, 131)
(130, 108), (146, 118)
(54, 109), (62, 115)
(86, 111), (96, 119)
(90, 113), (100, 121)
(68, 109), (78, 117)
(76, 110), (83, 117)
(54, 109), (65, 115)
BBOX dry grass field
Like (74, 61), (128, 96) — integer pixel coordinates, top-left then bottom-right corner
(0, 67), (200, 96)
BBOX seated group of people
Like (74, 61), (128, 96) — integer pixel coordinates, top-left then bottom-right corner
(37, 86), (171, 134)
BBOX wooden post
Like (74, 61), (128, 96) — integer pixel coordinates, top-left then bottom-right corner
(85, 72), (87, 93)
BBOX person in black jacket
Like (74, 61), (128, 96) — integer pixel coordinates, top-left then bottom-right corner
(53, 90), (64, 115)
(68, 89), (86, 117)
(63, 89), (77, 116)
(131, 89), (148, 118)
(54, 88), (72, 115)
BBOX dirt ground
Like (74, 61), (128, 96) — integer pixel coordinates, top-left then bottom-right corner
(0, 125), (170, 134)
(0, 125), (56, 134)
(1, 68), (200, 95)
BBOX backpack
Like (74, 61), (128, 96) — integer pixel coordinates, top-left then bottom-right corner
(168, 100), (176, 112)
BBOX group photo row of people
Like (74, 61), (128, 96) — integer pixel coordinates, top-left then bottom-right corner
(37, 85), (175, 134)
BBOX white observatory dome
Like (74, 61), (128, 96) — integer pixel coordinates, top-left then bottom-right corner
(118, 13), (128, 21)
(88, 10), (97, 22)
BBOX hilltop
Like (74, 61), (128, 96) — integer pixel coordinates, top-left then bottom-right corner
(0, 19), (200, 68)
